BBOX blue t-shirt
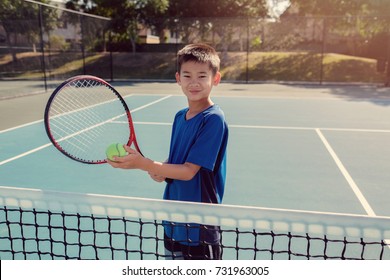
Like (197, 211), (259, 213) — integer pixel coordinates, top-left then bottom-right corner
(163, 104), (228, 245)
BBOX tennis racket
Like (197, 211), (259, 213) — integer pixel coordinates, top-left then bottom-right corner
(44, 75), (142, 164)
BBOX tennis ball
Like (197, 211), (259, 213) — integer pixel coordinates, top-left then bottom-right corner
(106, 143), (127, 161)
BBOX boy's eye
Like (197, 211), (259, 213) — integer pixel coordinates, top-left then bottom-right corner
(181, 73), (208, 79)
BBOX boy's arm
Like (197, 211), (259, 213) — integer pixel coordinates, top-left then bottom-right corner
(144, 160), (200, 181)
(148, 158), (168, 183)
(107, 146), (201, 181)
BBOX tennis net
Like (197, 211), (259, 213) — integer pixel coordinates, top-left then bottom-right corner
(1, 186), (389, 260)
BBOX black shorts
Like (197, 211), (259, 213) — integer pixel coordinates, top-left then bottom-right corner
(164, 233), (221, 260)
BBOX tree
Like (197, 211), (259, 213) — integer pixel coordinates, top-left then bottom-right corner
(0, 0), (58, 62)
(65, 0), (271, 52)
(289, 0), (390, 85)
(66, 0), (169, 52)
(288, 0), (390, 55)
(167, 0), (268, 18)
(166, 0), (268, 51)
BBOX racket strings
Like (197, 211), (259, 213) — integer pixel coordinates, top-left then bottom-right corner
(47, 78), (132, 163)
(51, 88), (106, 144)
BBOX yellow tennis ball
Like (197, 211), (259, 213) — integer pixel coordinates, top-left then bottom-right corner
(106, 143), (127, 161)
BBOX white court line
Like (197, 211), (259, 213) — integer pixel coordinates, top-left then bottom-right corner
(0, 119), (43, 134)
(315, 129), (376, 217)
(230, 124), (390, 133)
(131, 123), (382, 214)
(133, 121), (172, 126)
(316, 129), (390, 249)
(0, 143), (52, 166)
(0, 95), (172, 166)
(131, 122), (390, 133)
(5, 122), (388, 134)
(131, 95), (171, 113)
(0, 94), (171, 134)
(0, 94), (133, 135)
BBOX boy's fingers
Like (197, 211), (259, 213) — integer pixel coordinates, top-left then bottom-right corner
(124, 145), (138, 154)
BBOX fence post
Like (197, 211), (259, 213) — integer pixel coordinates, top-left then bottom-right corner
(246, 17), (250, 83)
(79, 15), (86, 75)
(38, 4), (47, 91)
(386, 24), (390, 87)
(109, 31), (113, 82)
(319, 17), (327, 85)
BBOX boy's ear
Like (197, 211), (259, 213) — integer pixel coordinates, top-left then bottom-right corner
(213, 71), (221, 85)
(175, 72), (181, 85)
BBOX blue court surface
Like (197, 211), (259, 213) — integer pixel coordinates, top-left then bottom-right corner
(1, 82), (390, 218)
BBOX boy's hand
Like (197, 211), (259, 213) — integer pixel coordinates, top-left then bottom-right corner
(107, 147), (166, 182)
(107, 145), (146, 169)
(148, 171), (166, 183)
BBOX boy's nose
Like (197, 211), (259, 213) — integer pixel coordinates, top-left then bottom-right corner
(189, 80), (200, 87)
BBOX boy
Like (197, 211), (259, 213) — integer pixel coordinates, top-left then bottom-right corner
(108, 43), (229, 260)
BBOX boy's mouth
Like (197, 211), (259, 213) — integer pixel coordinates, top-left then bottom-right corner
(189, 89), (201, 94)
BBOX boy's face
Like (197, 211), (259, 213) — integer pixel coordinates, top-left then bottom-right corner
(176, 61), (221, 103)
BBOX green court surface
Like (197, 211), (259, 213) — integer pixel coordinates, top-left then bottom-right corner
(1, 82), (390, 218)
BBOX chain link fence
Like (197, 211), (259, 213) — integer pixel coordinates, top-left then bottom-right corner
(1, 1), (389, 96)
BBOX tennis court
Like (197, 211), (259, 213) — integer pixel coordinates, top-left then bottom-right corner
(1, 81), (390, 259)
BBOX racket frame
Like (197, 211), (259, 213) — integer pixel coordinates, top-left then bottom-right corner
(44, 75), (142, 164)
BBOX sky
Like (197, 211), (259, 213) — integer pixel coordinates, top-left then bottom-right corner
(267, 0), (291, 17)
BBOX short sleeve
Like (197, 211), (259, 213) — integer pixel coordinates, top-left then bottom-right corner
(186, 114), (226, 171)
